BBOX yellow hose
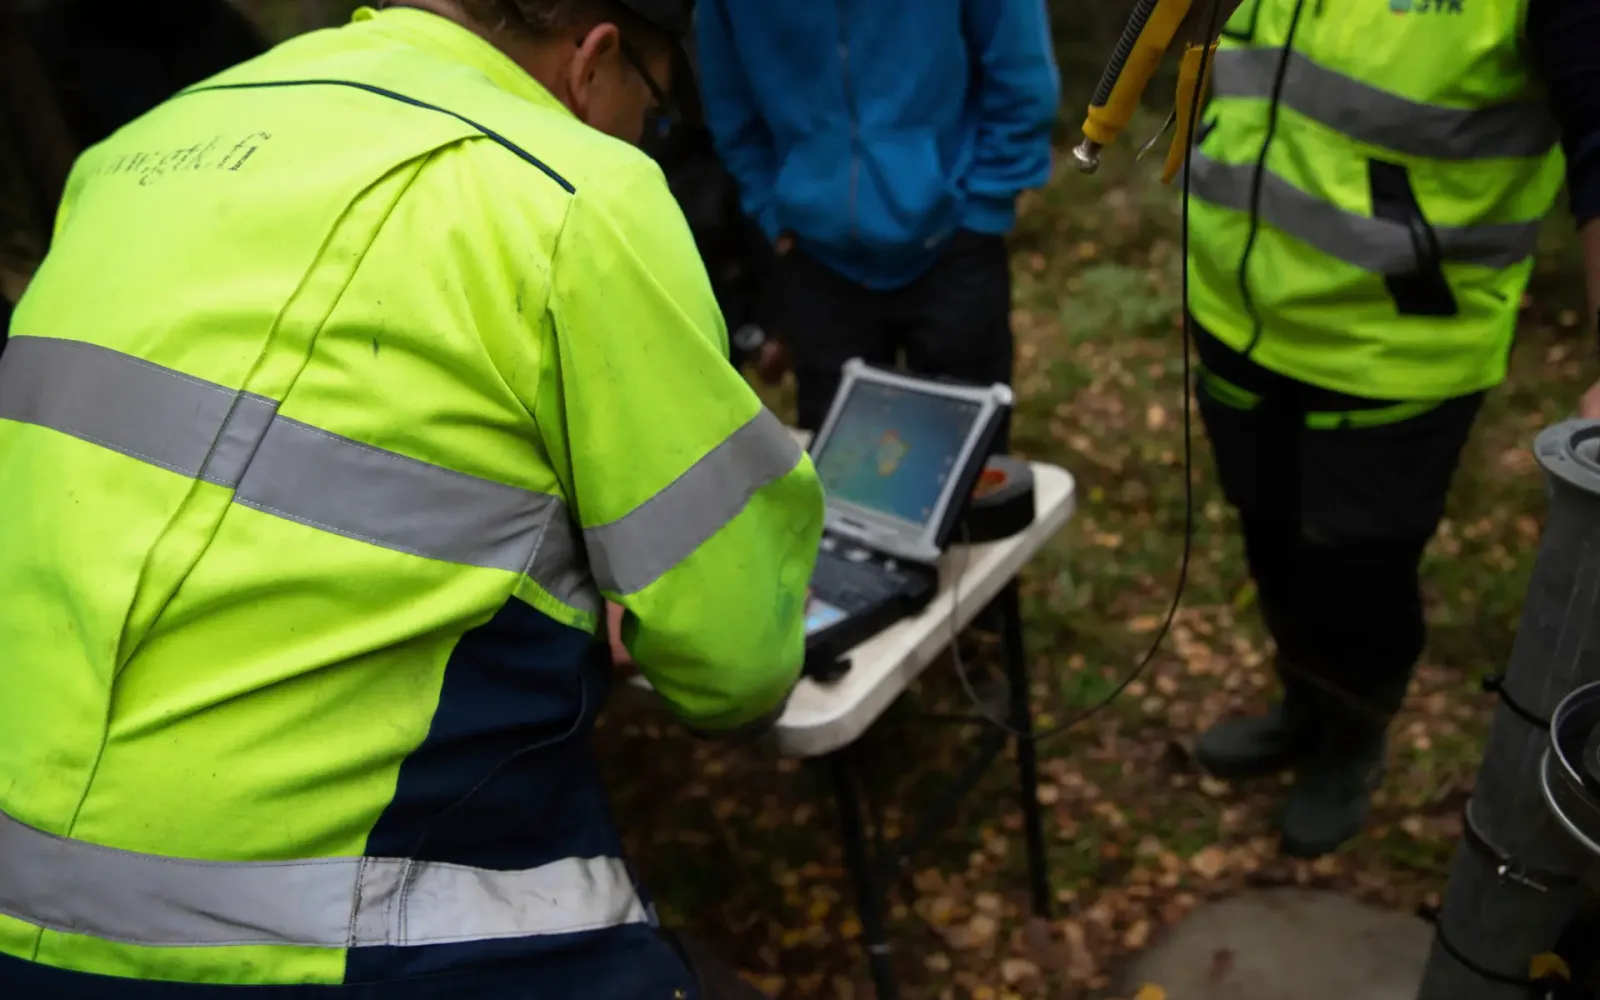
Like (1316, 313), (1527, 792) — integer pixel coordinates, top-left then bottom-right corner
(1080, 0), (1195, 151)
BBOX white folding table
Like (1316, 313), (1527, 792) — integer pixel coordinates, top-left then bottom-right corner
(627, 455), (1077, 1000)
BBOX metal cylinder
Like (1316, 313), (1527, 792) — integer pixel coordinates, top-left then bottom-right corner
(1418, 419), (1600, 999)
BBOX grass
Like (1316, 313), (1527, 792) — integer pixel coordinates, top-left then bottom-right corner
(600, 126), (1596, 998)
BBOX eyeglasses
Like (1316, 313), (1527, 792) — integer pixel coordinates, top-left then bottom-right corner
(618, 38), (677, 136)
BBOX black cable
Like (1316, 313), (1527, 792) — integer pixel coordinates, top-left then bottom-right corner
(1238, 0), (1309, 358)
(949, 0), (1223, 742)
(1481, 673), (1552, 730)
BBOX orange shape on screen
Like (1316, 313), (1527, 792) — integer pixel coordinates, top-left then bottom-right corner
(875, 430), (908, 476)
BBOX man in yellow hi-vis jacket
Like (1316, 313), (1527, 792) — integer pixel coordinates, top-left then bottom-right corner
(1184, 0), (1600, 861)
(0, 1), (824, 996)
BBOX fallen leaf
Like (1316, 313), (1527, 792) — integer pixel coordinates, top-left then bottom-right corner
(969, 912), (999, 941)
(926, 896), (960, 926)
(1019, 916), (1071, 977)
(1000, 957), (1041, 985)
(1060, 920), (1098, 981)
(975, 892), (1004, 916)
(925, 952), (953, 973)
(1124, 919), (1151, 950)
(913, 869), (945, 893)
(1128, 615), (1163, 634)
(1209, 947), (1235, 982)
(1190, 845), (1228, 880)
(944, 913), (999, 951)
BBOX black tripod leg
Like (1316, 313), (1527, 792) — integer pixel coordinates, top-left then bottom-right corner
(828, 749), (899, 1000)
(1001, 580), (1052, 916)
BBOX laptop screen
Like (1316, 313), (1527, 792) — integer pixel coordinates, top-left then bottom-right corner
(812, 379), (983, 529)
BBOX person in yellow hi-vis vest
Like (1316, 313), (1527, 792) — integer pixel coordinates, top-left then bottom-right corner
(1185, 0), (1600, 858)
(0, 1), (823, 996)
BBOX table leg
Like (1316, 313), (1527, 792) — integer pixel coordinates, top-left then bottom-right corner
(827, 750), (900, 1000)
(1000, 581), (1052, 917)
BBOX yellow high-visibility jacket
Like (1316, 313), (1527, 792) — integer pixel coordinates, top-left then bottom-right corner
(0, 6), (822, 992)
(1188, 0), (1565, 401)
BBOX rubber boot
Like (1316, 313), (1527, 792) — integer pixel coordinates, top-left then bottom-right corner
(1194, 674), (1321, 781)
(1280, 720), (1389, 859)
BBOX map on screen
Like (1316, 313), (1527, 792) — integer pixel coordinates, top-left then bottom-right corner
(814, 380), (983, 528)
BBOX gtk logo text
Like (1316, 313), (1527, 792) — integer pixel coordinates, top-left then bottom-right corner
(1390, 0), (1464, 12)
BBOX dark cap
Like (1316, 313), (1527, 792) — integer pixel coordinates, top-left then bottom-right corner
(615, 0), (692, 38)
(617, 0), (699, 123)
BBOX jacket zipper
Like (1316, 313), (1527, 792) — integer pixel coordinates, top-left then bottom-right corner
(835, 0), (861, 246)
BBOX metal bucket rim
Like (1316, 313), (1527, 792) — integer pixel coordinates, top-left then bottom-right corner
(1536, 419), (1600, 492)
(1543, 745), (1600, 863)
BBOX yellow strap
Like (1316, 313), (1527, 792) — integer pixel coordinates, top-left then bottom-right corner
(1081, 0), (1195, 149)
(1163, 42), (1218, 185)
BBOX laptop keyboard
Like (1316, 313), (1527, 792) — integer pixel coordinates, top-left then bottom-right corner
(811, 548), (908, 614)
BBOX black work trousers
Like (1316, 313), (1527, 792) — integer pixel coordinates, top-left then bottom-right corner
(774, 229), (1015, 450)
(1193, 323), (1484, 723)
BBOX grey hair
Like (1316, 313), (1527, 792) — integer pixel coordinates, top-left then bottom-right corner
(457, 0), (635, 38)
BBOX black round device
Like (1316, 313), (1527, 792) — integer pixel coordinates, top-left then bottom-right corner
(956, 455), (1037, 543)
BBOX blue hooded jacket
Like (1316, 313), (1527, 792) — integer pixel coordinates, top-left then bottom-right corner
(695, 0), (1061, 291)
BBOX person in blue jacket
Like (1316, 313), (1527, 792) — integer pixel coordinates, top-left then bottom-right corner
(696, 0), (1060, 447)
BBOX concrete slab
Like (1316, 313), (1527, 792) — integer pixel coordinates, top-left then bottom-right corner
(1118, 890), (1431, 1000)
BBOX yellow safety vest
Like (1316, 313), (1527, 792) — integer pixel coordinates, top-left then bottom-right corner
(1187, 0), (1566, 400)
(0, 7), (822, 989)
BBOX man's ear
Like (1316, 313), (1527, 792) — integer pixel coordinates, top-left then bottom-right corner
(566, 21), (623, 118)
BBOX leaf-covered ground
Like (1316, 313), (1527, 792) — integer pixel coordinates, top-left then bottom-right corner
(597, 140), (1595, 999)
(25, 5), (1587, 996)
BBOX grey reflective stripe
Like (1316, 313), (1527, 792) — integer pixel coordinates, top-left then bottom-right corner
(203, 395), (280, 488)
(0, 334), (280, 483)
(235, 416), (558, 577)
(1188, 152), (1542, 272)
(586, 407), (803, 596)
(0, 808), (645, 948)
(1212, 46), (1559, 161)
(0, 337), (597, 613)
